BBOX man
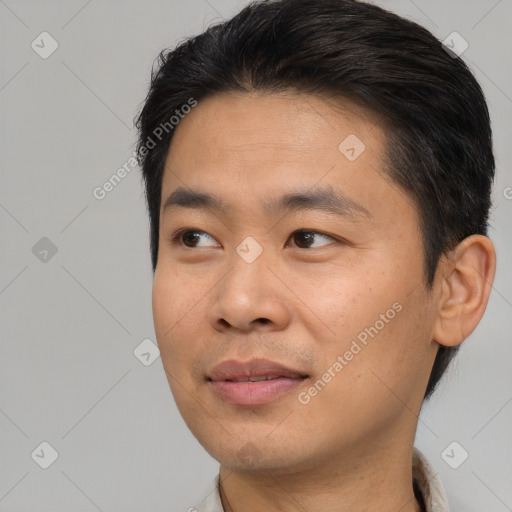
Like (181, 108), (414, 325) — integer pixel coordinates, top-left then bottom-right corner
(135, 0), (496, 510)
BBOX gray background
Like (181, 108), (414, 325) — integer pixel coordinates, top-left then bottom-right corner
(0, 0), (511, 510)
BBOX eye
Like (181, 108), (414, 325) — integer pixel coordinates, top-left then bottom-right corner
(171, 229), (219, 248)
(288, 230), (336, 249)
(170, 228), (338, 250)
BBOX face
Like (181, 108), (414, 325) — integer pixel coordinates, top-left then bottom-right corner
(152, 91), (440, 474)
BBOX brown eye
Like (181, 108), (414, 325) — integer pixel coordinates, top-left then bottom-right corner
(290, 230), (336, 249)
(172, 229), (218, 248)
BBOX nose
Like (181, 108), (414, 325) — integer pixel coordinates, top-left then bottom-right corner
(208, 246), (292, 333)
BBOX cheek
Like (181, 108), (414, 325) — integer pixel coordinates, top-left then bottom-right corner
(152, 267), (204, 371)
(290, 266), (383, 344)
(152, 270), (176, 343)
(321, 290), (432, 413)
(152, 263), (207, 330)
(305, 258), (430, 385)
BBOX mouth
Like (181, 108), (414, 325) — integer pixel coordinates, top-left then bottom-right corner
(207, 358), (309, 406)
(221, 374), (306, 382)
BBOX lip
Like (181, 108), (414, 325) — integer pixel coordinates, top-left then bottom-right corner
(207, 358), (309, 406)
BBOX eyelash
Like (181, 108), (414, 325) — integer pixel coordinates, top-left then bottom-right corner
(169, 228), (339, 249)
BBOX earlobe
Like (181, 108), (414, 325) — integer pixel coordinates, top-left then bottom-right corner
(432, 234), (496, 347)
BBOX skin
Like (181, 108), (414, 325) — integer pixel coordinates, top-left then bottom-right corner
(152, 90), (496, 512)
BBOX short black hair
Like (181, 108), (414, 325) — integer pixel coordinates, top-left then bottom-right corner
(135, 0), (494, 401)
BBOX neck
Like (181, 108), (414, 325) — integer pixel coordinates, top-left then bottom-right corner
(217, 441), (423, 512)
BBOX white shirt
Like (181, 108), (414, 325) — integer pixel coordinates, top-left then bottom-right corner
(193, 447), (450, 512)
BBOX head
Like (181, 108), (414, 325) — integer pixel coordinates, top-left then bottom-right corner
(136, 0), (495, 471)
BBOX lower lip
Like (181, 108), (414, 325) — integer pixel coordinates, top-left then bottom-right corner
(209, 377), (306, 406)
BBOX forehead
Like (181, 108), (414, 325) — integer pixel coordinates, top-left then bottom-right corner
(162, 91), (388, 190)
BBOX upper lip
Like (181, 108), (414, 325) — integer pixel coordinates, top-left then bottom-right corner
(208, 358), (309, 382)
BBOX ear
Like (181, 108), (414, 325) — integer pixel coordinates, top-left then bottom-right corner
(432, 235), (496, 347)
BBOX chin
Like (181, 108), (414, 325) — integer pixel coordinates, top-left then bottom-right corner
(198, 434), (310, 474)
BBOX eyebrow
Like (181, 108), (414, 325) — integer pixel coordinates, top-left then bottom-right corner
(162, 186), (372, 220)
